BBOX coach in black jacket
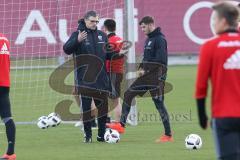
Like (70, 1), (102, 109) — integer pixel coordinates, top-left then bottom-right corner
(63, 11), (110, 143)
(107, 16), (173, 142)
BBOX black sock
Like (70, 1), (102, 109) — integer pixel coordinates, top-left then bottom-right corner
(5, 119), (16, 155)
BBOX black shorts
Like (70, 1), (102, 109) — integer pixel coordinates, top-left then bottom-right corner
(212, 118), (240, 160)
(109, 73), (123, 99)
(0, 87), (12, 118)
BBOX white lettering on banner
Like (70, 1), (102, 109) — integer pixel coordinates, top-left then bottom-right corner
(15, 10), (57, 45)
(183, 1), (214, 45)
(15, 9), (139, 44)
(183, 1), (239, 45)
(59, 19), (69, 43)
(115, 9), (124, 39)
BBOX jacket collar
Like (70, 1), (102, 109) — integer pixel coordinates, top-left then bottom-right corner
(219, 28), (239, 35)
(147, 27), (162, 38)
(107, 32), (116, 38)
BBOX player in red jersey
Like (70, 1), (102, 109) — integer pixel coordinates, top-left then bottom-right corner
(0, 33), (16, 160)
(103, 19), (124, 122)
(195, 2), (240, 160)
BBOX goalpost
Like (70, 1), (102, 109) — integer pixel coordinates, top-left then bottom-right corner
(125, 0), (138, 126)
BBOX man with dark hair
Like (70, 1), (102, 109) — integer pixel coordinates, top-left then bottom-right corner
(63, 10), (111, 143)
(103, 19), (124, 122)
(104, 19), (116, 33)
(195, 2), (240, 160)
(139, 16), (154, 25)
(0, 33), (16, 160)
(107, 16), (173, 143)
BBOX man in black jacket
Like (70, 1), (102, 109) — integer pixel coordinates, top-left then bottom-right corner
(107, 16), (173, 143)
(63, 11), (111, 143)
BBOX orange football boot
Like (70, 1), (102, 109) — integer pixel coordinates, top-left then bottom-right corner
(106, 122), (125, 134)
(1, 154), (16, 160)
(155, 134), (174, 143)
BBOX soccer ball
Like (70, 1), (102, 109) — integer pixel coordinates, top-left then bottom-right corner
(47, 112), (61, 127)
(104, 129), (120, 143)
(185, 134), (202, 150)
(37, 116), (49, 129)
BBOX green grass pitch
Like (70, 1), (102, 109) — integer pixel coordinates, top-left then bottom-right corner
(0, 65), (216, 160)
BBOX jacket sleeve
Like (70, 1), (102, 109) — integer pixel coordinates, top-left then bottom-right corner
(103, 34), (113, 60)
(63, 31), (79, 55)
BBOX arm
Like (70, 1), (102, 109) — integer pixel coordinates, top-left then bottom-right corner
(195, 41), (213, 129)
(63, 31), (87, 55)
(63, 31), (79, 55)
(196, 98), (208, 129)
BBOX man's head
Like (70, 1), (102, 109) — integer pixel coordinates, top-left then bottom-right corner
(139, 16), (155, 35)
(84, 11), (99, 30)
(212, 2), (239, 34)
(103, 19), (116, 33)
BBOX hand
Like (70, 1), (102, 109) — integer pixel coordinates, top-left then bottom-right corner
(137, 69), (145, 77)
(78, 31), (87, 42)
(119, 46), (129, 55)
(119, 49), (127, 55)
(198, 114), (208, 129)
(198, 115), (208, 129)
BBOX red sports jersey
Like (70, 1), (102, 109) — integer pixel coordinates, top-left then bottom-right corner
(0, 33), (10, 87)
(195, 31), (240, 118)
(106, 33), (124, 73)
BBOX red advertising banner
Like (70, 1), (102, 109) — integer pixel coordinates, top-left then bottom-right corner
(0, 0), (239, 57)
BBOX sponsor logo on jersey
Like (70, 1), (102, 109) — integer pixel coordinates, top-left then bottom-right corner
(148, 41), (152, 46)
(98, 35), (103, 41)
(218, 40), (240, 48)
(224, 50), (240, 69)
(0, 42), (10, 55)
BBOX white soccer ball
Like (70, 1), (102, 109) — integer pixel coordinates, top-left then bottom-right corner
(37, 116), (49, 129)
(47, 112), (61, 127)
(104, 129), (120, 143)
(185, 134), (202, 150)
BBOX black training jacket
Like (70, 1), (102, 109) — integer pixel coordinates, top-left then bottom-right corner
(141, 27), (168, 65)
(63, 19), (111, 92)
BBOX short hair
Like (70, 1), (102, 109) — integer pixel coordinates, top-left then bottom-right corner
(139, 16), (154, 25)
(84, 11), (98, 20)
(212, 2), (239, 27)
(104, 19), (116, 32)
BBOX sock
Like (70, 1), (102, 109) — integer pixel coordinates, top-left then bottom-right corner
(5, 119), (16, 155)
